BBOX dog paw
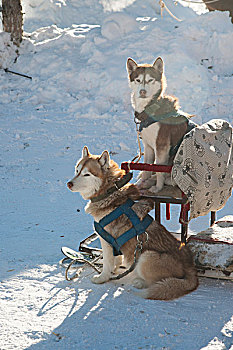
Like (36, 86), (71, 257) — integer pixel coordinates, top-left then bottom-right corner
(132, 278), (147, 289)
(164, 176), (172, 186)
(91, 274), (109, 284)
(144, 178), (156, 188)
(149, 185), (163, 194)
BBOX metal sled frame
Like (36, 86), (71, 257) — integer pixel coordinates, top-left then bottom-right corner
(79, 233), (102, 256)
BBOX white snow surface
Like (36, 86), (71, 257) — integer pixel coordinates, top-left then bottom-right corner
(0, 1), (233, 349)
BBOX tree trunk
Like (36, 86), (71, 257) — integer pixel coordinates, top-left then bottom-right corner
(2, 0), (23, 47)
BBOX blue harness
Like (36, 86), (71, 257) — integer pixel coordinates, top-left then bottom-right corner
(94, 199), (153, 256)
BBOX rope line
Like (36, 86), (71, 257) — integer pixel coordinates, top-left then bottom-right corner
(159, 0), (182, 21)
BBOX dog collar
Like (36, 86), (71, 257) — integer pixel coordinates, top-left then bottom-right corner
(135, 110), (188, 132)
(90, 172), (133, 203)
(134, 94), (190, 131)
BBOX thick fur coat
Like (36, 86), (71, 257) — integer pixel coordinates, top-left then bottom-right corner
(127, 57), (190, 193)
(67, 147), (198, 300)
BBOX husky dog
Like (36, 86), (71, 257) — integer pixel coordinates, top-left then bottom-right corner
(67, 146), (198, 300)
(127, 57), (191, 193)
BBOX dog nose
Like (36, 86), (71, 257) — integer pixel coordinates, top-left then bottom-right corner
(67, 181), (73, 189)
(140, 89), (146, 97)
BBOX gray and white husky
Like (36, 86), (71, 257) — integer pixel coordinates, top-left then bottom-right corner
(127, 57), (191, 193)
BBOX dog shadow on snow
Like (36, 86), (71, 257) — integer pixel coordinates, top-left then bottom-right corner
(26, 266), (233, 350)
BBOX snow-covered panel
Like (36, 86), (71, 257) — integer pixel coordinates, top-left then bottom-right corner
(188, 216), (233, 273)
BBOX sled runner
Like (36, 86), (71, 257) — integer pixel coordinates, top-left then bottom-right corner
(60, 242), (102, 281)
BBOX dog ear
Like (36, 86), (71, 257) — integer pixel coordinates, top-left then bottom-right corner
(98, 150), (110, 170)
(127, 58), (137, 74)
(82, 146), (90, 158)
(153, 57), (164, 73)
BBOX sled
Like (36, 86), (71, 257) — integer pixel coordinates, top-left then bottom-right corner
(61, 216), (233, 281)
(61, 159), (232, 281)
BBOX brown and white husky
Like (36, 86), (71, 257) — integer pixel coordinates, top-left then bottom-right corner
(127, 57), (191, 193)
(67, 146), (198, 300)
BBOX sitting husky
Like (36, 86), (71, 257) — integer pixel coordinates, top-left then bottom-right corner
(67, 146), (198, 300)
(127, 57), (193, 193)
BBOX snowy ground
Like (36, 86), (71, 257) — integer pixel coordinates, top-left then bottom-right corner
(0, 1), (233, 349)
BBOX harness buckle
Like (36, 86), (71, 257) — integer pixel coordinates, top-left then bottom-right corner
(134, 231), (149, 261)
(135, 235), (143, 255)
(137, 231), (149, 244)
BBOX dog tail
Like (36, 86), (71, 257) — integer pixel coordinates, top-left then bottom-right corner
(138, 267), (199, 301)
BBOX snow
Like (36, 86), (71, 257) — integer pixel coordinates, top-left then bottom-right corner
(0, 0), (233, 349)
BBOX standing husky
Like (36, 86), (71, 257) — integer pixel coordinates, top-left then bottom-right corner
(127, 57), (192, 193)
(67, 146), (198, 300)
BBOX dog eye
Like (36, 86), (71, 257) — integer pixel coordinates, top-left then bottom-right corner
(148, 79), (154, 83)
(83, 173), (90, 177)
(136, 79), (141, 83)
